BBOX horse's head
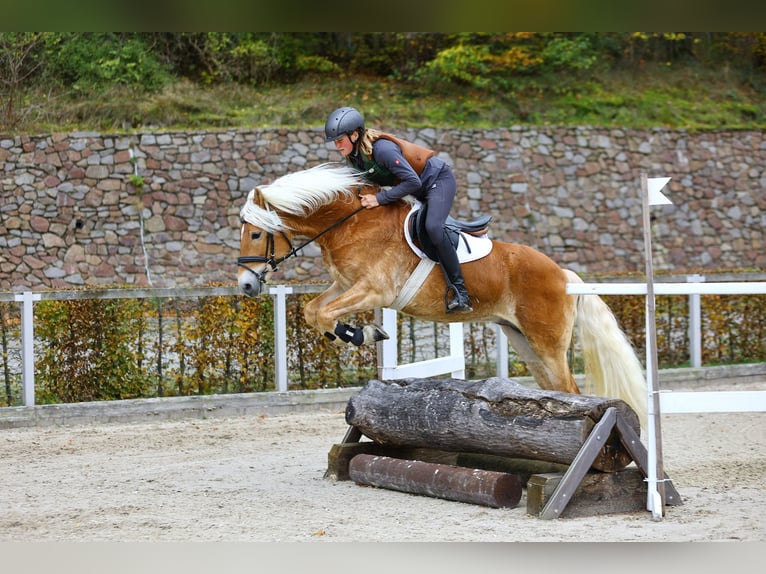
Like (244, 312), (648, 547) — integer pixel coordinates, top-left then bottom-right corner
(237, 188), (294, 297)
(237, 164), (368, 296)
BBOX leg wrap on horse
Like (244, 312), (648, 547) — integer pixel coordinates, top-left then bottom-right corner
(333, 322), (365, 346)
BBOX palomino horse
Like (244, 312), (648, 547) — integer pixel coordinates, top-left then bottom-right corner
(237, 163), (647, 425)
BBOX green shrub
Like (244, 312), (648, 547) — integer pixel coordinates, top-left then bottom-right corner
(43, 33), (171, 93)
(1, 289), (762, 405)
(1, 302), (21, 406)
(35, 298), (147, 403)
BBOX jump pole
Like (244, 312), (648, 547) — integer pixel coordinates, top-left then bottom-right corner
(642, 173), (672, 520)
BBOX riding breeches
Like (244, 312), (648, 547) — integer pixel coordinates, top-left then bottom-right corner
(423, 165), (461, 274)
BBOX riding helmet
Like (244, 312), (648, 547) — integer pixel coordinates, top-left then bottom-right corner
(324, 106), (365, 142)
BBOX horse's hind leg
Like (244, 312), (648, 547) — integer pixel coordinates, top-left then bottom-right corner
(500, 323), (579, 394)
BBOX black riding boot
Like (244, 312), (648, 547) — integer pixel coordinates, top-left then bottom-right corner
(436, 239), (473, 314)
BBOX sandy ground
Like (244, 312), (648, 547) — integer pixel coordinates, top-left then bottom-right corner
(1, 396), (764, 545)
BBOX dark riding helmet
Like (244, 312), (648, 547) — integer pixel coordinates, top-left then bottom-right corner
(324, 106), (365, 142)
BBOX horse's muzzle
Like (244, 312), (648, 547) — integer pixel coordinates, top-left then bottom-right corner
(238, 268), (265, 297)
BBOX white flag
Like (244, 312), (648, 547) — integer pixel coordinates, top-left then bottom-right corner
(648, 177), (672, 205)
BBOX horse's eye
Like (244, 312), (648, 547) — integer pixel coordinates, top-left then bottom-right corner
(250, 231), (262, 241)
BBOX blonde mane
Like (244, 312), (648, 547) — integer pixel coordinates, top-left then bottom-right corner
(239, 163), (365, 232)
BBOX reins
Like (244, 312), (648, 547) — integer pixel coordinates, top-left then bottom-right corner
(237, 202), (366, 276)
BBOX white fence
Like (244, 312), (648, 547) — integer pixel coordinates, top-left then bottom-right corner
(566, 279), (766, 414)
(2, 274), (765, 407)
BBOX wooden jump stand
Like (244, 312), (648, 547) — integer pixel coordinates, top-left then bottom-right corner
(326, 378), (682, 519)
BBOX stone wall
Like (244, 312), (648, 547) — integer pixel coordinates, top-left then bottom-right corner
(1, 126), (764, 290)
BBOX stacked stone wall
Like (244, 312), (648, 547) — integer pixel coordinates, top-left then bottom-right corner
(1, 126), (764, 290)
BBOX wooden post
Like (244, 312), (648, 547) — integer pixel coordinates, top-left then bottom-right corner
(641, 173), (666, 519)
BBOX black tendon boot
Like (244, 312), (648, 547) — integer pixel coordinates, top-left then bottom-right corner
(437, 240), (473, 314)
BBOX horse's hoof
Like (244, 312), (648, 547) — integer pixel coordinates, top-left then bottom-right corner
(364, 324), (389, 343)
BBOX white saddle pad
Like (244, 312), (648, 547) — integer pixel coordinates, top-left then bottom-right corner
(403, 203), (493, 263)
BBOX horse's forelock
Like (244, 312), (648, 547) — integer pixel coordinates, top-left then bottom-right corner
(259, 164), (363, 215)
(240, 188), (283, 233)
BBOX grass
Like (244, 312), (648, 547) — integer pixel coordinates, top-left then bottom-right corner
(7, 64), (766, 136)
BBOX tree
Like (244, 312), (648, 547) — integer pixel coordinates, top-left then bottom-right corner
(0, 32), (45, 129)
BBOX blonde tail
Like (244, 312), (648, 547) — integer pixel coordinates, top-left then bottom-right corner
(565, 270), (648, 428)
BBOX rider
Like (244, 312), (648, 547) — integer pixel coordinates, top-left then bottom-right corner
(324, 106), (473, 314)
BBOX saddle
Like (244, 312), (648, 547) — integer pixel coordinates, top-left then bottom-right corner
(408, 202), (492, 263)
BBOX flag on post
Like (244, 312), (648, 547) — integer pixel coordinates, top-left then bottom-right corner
(648, 177), (672, 205)
(642, 173), (673, 521)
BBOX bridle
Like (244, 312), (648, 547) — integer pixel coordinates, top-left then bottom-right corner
(237, 228), (293, 278)
(237, 201), (366, 284)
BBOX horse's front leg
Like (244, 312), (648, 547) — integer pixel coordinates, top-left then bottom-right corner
(303, 281), (343, 329)
(304, 282), (389, 347)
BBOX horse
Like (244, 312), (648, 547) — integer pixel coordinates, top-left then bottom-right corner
(236, 163), (648, 426)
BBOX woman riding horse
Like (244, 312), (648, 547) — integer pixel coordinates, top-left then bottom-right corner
(324, 106), (473, 314)
(237, 163), (650, 426)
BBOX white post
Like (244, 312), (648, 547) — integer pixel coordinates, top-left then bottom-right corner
(448, 321), (466, 379)
(642, 174), (670, 520)
(687, 274), (705, 368)
(644, 303), (662, 518)
(377, 307), (465, 380)
(269, 285), (293, 392)
(14, 291), (41, 406)
(377, 308), (399, 380)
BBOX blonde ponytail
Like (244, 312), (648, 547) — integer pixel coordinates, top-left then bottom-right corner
(359, 128), (381, 156)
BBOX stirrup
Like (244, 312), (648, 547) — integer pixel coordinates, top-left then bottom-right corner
(445, 285), (473, 314)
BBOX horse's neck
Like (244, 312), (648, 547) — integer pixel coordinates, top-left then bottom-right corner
(289, 199), (409, 247)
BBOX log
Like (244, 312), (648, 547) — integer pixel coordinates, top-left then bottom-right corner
(325, 442), (460, 481)
(325, 440), (570, 485)
(345, 377), (640, 471)
(348, 454), (522, 509)
(455, 453), (570, 485)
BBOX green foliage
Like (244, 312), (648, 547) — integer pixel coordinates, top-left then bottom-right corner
(5, 32), (766, 133)
(1, 302), (21, 406)
(419, 44), (493, 89)
(602, 293), (766, 369)
(42, 33), (171, 93)
(295, 55), (340, 75)
(168, 293), (276, 395)
(128, 174), (145, 189)
(539, 34), (598, 71)
(417, 33), (598, 92)
(35, 298), (147, 403)
(702, 295), (766, 365)
(197, 33), (281, 85)
(0, 32), (47, 128)
(1, 289), (764, 405)
(286, 294), (376, 389)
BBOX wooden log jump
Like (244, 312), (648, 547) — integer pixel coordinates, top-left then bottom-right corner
(349, 454), (523, 509)
(345, 377), (640, 471)
(327, 377), (682, 518)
